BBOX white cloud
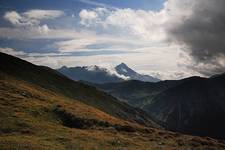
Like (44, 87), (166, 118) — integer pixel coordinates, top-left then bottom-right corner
(80, 9), (98, 20)
(56, 38), (97, 52)
(23, 9), (64, 20)
(54, 32), (143, 52)
(77, 1), (201, 44)
(77, 0), (116, 9)
(0, 47), (26, 56)
(4, 11), (23, 26)
(38, 24), (50, 34)
(3, 9), (64, 37)
(0, 27), (80, 39)
(79, 7), (167, 42)
(4, 9), (64, 27)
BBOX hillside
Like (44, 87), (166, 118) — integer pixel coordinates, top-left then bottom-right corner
(94, 76), (225, 139)
(144, 76), (225, 139)
(94, 80), (179, 108)
(1, 52), (225, 149)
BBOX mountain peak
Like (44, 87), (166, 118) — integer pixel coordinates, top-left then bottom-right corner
(60, 66), (68, 70)
(116, 63), (130, 70)
(118, 62), (128, 67)
(115, 63), (160, 82)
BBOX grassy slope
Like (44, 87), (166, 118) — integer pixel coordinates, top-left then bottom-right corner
(1, 73), (225, 150)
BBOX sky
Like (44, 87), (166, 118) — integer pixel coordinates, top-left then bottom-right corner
(0, 0), (225, 80)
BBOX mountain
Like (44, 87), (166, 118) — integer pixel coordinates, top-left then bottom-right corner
(144, 75), (225, 139)
(115, 63), (160, 82)
(57, 63), (160, 84)
(94, 76), (225, 139)
(58, 65), (123, 84)
(1, 52), (224, 149)
(94, 80), (179, 108)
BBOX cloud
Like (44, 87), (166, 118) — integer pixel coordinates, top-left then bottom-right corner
(165, 0), (225, 76)
(77, 0), (116, 9)
(4, 10), (64, 27)
(3, 10), (65, 36)
(38, 24), (50, 34)
(79, 7), (167, 42)
(0, 27), (80, 40)
(56, 38), (97, 52)
(79, 0), (225, 76)
(2, 9), (66, 42)
(23, 9), (64, 20)
(0, 47), (26, 56)
(79, 9), (98, 27)
(4, 11), (23, 26)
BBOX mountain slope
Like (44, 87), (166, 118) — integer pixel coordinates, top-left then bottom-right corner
(144, 76), (225, 139)
(94, 75), (225, 139)
(0, 52), (156, 127)
(94, 80), (179, 108)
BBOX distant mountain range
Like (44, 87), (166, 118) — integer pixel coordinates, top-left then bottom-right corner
(94, 75), (225, 139)
(57, 63), (160, 84)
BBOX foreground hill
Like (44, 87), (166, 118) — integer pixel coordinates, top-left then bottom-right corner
(0, 51), (225, 150)
(95, 76), (225, 139)
(57, 63), (160, 84)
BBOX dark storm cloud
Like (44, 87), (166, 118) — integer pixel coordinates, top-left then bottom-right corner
(167, 0), (225, 76)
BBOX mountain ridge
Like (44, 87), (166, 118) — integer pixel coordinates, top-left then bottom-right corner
(57, 63), (160, 84)
(94, 74), (225, 139)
